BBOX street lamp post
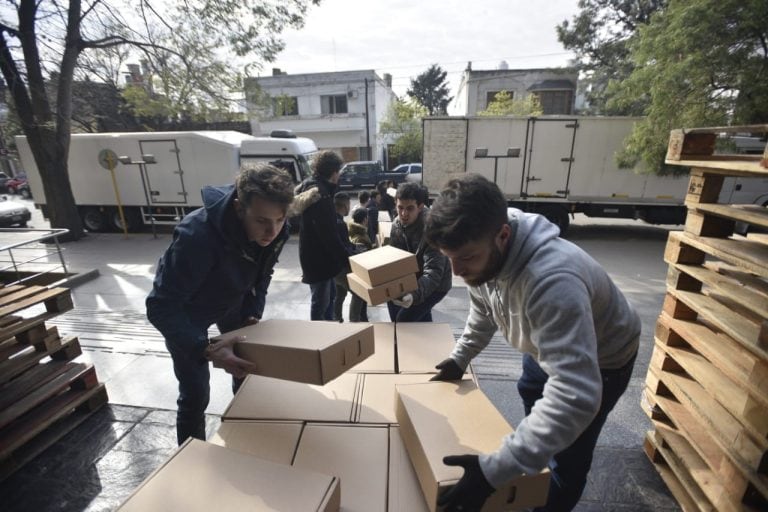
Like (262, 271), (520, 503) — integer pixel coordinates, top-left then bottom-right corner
(473, 147), (521, 185)
(118, 154), (158, 239)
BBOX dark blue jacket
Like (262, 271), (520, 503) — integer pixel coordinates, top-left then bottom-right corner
(146, 185), (289, 359)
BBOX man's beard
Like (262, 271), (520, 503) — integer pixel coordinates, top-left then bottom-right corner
(463, 243), (504, 287)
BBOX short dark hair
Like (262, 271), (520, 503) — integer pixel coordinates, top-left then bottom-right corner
(352, 207), (368, 224)
(236, 163), (294, 210)
(358, 191), (370, 204)
(334, 191), (350, 209)
(312, 151), (343, 180)
(370, 190), (380, 200)
(425, 174), (508, 249)
(396, 182), (423, 204)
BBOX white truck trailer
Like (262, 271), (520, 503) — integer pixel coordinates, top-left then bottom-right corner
(422, 116), (768, 233)
(16, 130), (318, 232)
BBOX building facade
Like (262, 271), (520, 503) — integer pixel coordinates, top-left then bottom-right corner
(245, 69), (397, 164)
(454, 63), (578, 116)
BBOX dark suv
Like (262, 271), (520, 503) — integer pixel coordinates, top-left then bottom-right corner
(338, 161), (385, 188)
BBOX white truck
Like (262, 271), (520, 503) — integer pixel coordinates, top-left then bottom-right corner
(422, 116), (768, 233)
(16, 130), (318, 232)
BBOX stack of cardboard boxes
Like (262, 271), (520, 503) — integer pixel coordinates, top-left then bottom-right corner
(347, 246), (419, 306)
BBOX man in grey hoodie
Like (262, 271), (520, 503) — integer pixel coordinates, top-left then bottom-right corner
(426, 174), (640, 512)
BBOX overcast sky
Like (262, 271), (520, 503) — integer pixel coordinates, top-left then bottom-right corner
(260, 0), (581, 113)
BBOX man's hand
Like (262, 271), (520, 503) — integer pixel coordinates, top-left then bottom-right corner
(438, 455), (495, 512)
(430, 358), (464, 381)
(206, 335), (258, 379)
(392, 293), (413, 308)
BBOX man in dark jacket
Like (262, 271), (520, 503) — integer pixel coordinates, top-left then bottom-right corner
(294, 151), (349, 320)
(388, 182), (452, 322)
(146, 164), (293, 444)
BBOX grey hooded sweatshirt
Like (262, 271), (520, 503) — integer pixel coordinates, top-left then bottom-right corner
(449, 209), (640, 489)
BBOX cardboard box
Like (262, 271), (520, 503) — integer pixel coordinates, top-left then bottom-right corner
(347, 272), (418, 306)
(349, 323), (396, 373)
(395, 381), (550, 512)
(117, 439), (340, 511)
(395, 323), (458, 373)
(294, 424), (389, 512)
(214, 319), (374, 385)
(389, 427), (431, 512)
(209, 421), (302, 463)
(223, 373), (359, 423)
(348, 245), (419, 287)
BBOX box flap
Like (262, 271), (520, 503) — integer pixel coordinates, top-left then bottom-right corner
(395, 323), (457, 373)
(349, 246), (419, 286)
(209, 421), (302, 464)
(389, 427), (430, 512)
(223, 373), (359, 422)
(294, 424), (389, 512)
(118, 439), (339, 511)
(350, 323), (396, 373)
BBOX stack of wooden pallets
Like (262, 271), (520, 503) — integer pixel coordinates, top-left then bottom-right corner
(0, 284), (107, 480)
(642, 125), (768, 511)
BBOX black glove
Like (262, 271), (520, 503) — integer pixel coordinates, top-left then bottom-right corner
(438, 454), (495, 512)
(430, 358), (464, 381)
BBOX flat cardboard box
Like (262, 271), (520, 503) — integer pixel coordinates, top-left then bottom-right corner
(348, 245), (419, 287)
(222, 373), (359, 422)
(347, 272), (418, 306)
(349, 323), (396, 373)
(395, 323), (458, 373)
(389, 427), (431, 512)
(395, 381), (550, 512)
(357, 373), (469, 424)
(294, 424), (389, 512)
(214, 319), (374, 385)
(118, 438), (340, 511)
(209, 421), (302, 463)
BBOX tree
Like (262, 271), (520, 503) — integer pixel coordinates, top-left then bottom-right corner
(379, 98), (427, 164)
(609, 0), (768, 174)
(407, 64), (452, 116)
(478, 91), (543, 117)
(557, 0), (666, 114)
(0, 0), (319, 240)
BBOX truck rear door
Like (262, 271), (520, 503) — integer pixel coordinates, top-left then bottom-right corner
(523, 119), (577, 198)
(139, 139), (188, 204)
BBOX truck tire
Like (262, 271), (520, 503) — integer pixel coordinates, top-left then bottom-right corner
(20, 187), (31, 199)
(109, 207), (141, 232)
(80, 207), (108, 232)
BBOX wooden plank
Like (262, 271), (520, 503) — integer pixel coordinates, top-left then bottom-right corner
(704, 262), (768, 303)
(0, 384), (107, 475)
(685, 210), (735, 237)
(656, 313), (768, 407)
(747, 233), (768, 246)
(0, 363), (96, 430)
(0, 285), (25, 299)
(691, 204), (768, 231)
(685, 171), (725, 205)
(664, 234), (705, 265)
(0, 315), (22, 329)
(666, 130), (717, 162)
(655, 340), (768, 439)
(0, 312), (59, 344)
(667, 161), (768, 176)
(643, 431), (714, 512)
(0, 361), (75, 411)
(668, 288), (767, 359)
(662, 293), (698, 322)
(0, 287), (73, 318)
(0, 336), (78, 386)
(668, 231), (768, 278)
(0, 286), (46, 309)
(673, 263), (768, 320)
(0, 326), (59, 362)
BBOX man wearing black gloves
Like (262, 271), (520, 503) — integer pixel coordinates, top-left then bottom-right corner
(426, 174), (640, 511)
(147, 164), (294, 444)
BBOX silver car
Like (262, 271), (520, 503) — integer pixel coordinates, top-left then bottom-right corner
(0, 196), (31, 227)
(391, 163), (422, 183)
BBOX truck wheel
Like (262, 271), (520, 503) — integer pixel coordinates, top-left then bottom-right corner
(109, 207), (141, 232)
(80, 207), (108, 232)
(20, 187), (31, 199)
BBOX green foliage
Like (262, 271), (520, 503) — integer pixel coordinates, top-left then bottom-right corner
(557, 0), (666, 114)
(380, 99), (428, 162)
(407, 64), (452, 115)
(478, 91), (543, 117)
(611, 0), (768, 174)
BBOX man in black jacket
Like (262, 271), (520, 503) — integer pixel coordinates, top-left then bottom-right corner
(293, 151), (350, 320)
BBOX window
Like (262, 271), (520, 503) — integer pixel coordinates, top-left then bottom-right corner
(273, 96), (298, 116)
(486, 90), (511, 107)
(532, 90), (573, 115)
(321, 94), (348, 114)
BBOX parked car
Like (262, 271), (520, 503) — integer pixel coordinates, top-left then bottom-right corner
(338, 161), (385, 188)
(5, 173), (27, 194)
(391, 163), (422, 183)
(0, 196), (31, 227)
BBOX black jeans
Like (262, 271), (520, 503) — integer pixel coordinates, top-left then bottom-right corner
(517, 351), (636, 512)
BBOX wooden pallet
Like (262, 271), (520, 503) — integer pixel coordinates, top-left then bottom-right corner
(644, 125), (768, 511)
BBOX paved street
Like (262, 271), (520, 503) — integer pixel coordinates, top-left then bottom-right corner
(0, 200), (681, 511)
